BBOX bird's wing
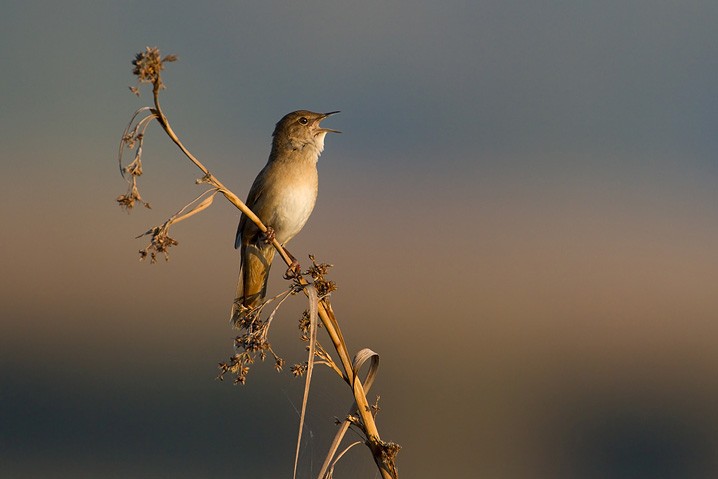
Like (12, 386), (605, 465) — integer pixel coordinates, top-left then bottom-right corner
(234, 173), (266, 249)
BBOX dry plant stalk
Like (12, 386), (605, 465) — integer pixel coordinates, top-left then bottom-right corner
(117, 47), (399, 479)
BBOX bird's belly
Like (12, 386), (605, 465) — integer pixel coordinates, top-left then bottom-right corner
(270, 185), (317, 244)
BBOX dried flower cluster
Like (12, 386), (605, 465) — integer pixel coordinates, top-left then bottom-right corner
(136, 222), (179, 263)
(218, 306), (285, 384)
(298, 308), (322, 341)
(290, 362), (308, 377)
(117, 114), (155, 211)
(130, 46), (177, 93)
(306, 254), (337, 297)
(379, 441), (402, 477)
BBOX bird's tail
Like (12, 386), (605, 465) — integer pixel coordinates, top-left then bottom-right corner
(230, 243), (276, 327)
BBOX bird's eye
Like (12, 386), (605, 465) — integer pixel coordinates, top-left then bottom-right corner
(299, 117), (308, 125)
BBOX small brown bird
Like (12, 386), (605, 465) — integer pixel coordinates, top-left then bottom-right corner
(231, 110), (339, 324)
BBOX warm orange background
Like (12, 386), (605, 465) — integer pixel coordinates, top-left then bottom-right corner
(2, 2), (718, 478)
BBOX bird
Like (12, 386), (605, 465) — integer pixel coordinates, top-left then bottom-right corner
(231, 110), (340, 325)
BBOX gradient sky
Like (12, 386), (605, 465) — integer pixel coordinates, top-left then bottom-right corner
(2, 2), (718, 478)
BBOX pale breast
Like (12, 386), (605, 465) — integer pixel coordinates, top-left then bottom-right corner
(264, 164), (318, 245)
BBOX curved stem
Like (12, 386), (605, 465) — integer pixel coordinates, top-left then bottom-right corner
(149, 86), (296, 268)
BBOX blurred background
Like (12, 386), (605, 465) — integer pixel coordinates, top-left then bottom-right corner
(2, 1), (717, 478)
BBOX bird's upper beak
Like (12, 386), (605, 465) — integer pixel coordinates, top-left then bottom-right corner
(317, 111), (341, 134)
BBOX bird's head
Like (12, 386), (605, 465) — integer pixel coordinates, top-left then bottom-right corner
(272, 110), (340, 155)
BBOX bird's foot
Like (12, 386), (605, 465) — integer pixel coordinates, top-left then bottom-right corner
(261, 226), (276, 245)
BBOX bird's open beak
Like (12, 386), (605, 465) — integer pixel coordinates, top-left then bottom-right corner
(318, 111), (341, 134)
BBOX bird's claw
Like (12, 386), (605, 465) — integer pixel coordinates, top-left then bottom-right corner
(262, 226), (276, 245)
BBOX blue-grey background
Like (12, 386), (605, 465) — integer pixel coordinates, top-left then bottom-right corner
(2, 1), (717, 477)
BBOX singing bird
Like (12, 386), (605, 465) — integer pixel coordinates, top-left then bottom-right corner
(231, 110), (340, 324)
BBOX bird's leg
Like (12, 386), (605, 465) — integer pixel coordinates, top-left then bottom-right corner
(261, 226), (276, 245)
(282, 248), (301, 279)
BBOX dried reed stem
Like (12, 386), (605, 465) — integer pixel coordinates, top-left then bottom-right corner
(123, 47), (398, 479)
